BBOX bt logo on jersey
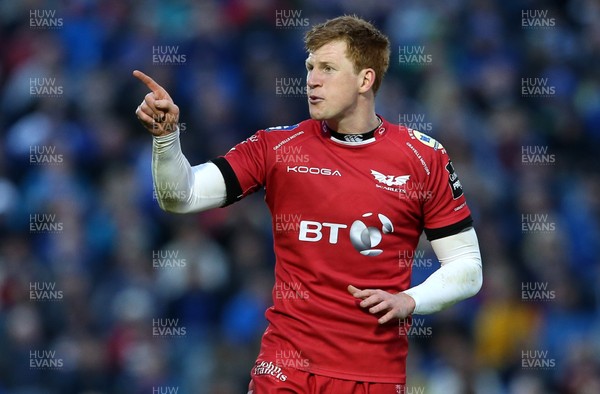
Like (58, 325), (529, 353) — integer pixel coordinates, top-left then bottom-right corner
(349, 213), (394, 256)
(298, 213), (394, 256)
(298, 221), (347, 243)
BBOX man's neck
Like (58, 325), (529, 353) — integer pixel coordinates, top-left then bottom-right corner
(325, 113), (380, 135)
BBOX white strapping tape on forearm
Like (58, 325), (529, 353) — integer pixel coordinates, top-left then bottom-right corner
(403, 227), (482, 315)
(152, 130), (226, 213)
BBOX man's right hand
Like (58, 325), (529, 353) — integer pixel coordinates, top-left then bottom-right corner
(133, 70), (180, 137)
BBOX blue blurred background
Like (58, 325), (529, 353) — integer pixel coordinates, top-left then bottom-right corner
(0, 0), (599, 393)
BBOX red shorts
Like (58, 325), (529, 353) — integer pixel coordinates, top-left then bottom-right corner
(248, 361), (404, 394)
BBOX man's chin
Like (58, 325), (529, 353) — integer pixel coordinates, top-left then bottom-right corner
(308, 109), (326, 120)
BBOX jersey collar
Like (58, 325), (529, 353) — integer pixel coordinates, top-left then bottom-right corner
(321, 115), (388, 146)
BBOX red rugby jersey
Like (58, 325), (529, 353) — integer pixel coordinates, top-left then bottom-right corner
(211, 116), (472, 383)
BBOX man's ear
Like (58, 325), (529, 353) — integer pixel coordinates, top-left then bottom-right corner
(358, 68), (376, 94)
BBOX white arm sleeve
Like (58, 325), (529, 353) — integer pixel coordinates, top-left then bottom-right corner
(403, 227), (482, 315)
(152, 130), (227, 213)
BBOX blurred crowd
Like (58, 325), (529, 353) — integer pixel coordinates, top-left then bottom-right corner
(0, 0), (599, 393)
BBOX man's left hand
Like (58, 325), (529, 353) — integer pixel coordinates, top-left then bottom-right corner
(348, 285), (416, 324)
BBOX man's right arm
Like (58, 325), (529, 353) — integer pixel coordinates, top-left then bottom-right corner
(132, 70), (227, 213)
(152, 129), (226, 213)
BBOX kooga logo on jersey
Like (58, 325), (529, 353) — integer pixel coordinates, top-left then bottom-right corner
(287, 166), (341, 176)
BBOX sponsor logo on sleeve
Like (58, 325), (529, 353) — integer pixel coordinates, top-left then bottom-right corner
(445, 161), (464, 199)
(410, 129), (444, 151)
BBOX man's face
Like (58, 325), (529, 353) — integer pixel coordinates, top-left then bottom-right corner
(305, 40), (364, 122)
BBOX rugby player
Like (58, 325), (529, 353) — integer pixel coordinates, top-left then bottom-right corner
(135, 15), (482, 393)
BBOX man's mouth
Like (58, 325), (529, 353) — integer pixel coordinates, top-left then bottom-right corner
(308, 95), (323, 104)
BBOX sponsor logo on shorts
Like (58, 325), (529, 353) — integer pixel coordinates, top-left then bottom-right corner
(253, 361), (288, 382)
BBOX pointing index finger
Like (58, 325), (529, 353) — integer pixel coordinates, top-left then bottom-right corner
(132, 70), (169, 99)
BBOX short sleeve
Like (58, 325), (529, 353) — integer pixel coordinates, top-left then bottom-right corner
(210, 130), (267, 206)
(422, 144), (472, 240)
